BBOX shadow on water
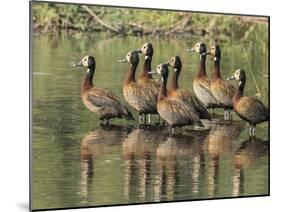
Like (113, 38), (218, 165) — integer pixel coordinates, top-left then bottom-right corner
(16, 202), (29, 210)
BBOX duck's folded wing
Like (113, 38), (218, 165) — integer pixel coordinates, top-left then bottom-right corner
(238, 97), (268, 120)
(160, 100), (200, 122)
(198, 80), (214, 95)
(130, 83), (157, 105)
(87, 87), (122, 108)
(219, 81), (236, 97)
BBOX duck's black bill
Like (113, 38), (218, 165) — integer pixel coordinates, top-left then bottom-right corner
(72, 62), (82, 67)
(148, 70), (157, 74)
(227, 76), (235, 80)
(117, 59), (127, 63)
(135, 49), (142, 53)
(186, 48), (195, 52)
(200, 52), (208, 56)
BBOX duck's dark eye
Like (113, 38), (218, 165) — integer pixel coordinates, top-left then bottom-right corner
(212, 47), (215, 50)
(144, 46), (147, 49)
(84, 58), (87, 61)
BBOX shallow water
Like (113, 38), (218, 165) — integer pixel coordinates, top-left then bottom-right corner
(32, 32), (269, 210)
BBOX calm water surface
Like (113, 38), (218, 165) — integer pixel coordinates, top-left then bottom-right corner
(32, 32), (269, 210)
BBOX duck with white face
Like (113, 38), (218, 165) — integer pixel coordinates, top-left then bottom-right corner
(227, 69), (268, 137)
(186, 42), (220, 114)
(118, 50), (158, 125)
(207, 44), (236, 121)
(135, 42), (160, 123)
(72, 55), (134, 125)
(166, 55), (211, 120)
(149, 63), (204, 134)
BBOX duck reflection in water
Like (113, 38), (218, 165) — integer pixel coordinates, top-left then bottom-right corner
(80, 126), (130, 201)
(204, 121), (244, 198)
(122, 128), (166, 203)
(154, 133), (207, 202)
(232, 138), (268, 197)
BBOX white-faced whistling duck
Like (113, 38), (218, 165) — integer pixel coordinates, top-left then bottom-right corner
(73, 55), (134, 125)
(136, 43), (160, 123)
(167, 55), (211, 120)
(187, 42), (220, 112)
(118, 50), (158, 125)
(208, 44), (236, 121)
(227, 69), (268, 137)
(149, 63), (203, 134)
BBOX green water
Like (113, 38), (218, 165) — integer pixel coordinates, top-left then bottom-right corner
(32, 32), (269, 210)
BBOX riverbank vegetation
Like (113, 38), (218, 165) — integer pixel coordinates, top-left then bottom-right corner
(32, 2), (268, 41)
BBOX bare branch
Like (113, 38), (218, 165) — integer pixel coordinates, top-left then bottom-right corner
(81, 5), (121, 33)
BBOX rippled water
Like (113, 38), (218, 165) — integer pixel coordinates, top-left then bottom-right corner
(32, 32), (269, 210)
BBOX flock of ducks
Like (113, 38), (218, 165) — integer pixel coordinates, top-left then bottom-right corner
(73, 42), (268, 137)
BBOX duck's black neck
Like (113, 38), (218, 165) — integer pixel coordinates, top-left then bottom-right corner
(159, 76), (168, 101)
(169, 65), (182, 91)
(233, 79), (245, 102)
(124, 62), (138, 85)
(212, 57), (221, 79)
(141, 57), (152, 79)
(82, 67), (95, 90)
(197, 54), (207, 78)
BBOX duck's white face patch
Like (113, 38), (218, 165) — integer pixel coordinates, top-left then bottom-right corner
(156, 65), (162, 75)
(168, 57), (176, 67)
(126, 52), (132, 63)
(141, 43), (149, 54)
(81, 55), (89, 67)
(194, 42), (202, 53)
(234, 70), (240, 80)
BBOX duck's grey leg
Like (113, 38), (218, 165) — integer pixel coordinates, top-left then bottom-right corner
(249, 125), (253, 137)
(139, 114), (143, 124)
(252, 125), (256, 137)
(105, 119), (110, 125)
(227, 109), (231, 121)
(143, 114), (147, 125)
(148, 114), (151, 124)
(225, 109), (230, 121)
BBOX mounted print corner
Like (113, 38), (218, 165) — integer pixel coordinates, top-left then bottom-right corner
(30, 0), (269, 211)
